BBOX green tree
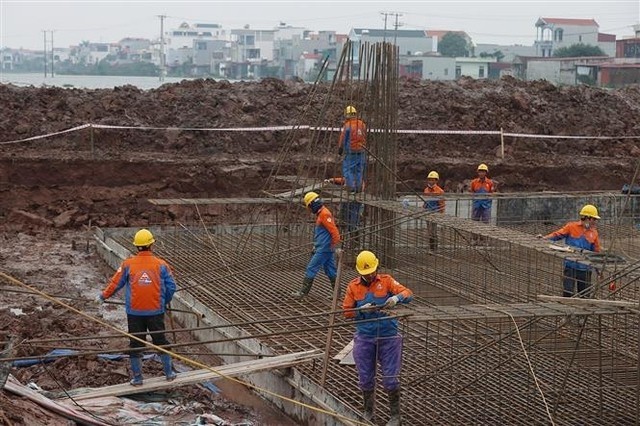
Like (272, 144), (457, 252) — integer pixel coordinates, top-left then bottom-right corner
(479, 50), (505, 61)
(553, 43), (606, 57)
(438, 32), (470, 57)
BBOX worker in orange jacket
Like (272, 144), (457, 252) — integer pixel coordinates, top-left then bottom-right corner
(469, 163), (496, 223)
(97, 229), (177, 386)
(338, 105), (367, 193)
(343, 250), (413, 425)
(292, 192), (341, 298)
(542, 204), (601, 297)
(424, 170), (445, 250)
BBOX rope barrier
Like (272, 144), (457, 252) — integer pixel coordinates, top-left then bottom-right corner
(1, 122), (639, 145)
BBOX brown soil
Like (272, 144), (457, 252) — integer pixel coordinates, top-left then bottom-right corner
(1, 77), (639, 423)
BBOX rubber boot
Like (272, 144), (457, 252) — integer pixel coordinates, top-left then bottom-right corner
(160, 353), (177, 381)
(385, 388), (401, 426)
(362, 390), (375, 422)
(129, 356), (144, 386)
(291, 277), (313, 299)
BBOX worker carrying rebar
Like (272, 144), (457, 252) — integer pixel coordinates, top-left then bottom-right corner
(292, 192), (341, 298)
(469, 163), (496, 223)
(338, 105), (367, 193)
(540, 204), (601, 298)
(424, 170), (445, 251)
(96, 228), (177, 386)
(342, 250), (413, 426)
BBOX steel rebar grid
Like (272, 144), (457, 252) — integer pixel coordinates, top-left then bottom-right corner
(98, 224), (640, 426)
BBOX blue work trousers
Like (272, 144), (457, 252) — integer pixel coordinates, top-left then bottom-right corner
(304, 250), (337, 281)
(353, 333), (403, 392)
(342, 153), (366, 192)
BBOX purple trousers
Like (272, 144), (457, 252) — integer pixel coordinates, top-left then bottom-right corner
(353, 333), (403, 392)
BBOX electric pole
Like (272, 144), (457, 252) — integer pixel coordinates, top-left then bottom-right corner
(158, 14), (166, 81)
(380, 12), (403, 45)
(393, 13), (404, 46)
(50, 30), (55, 77)
(43, 30), (47, 77)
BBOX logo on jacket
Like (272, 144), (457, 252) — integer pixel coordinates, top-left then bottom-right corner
(138, 272), (153, 285)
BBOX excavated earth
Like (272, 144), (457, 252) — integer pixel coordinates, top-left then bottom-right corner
(1, 76), (640, 424)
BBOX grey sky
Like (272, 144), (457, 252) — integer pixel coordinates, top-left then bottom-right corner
(1, 0), (639, 50)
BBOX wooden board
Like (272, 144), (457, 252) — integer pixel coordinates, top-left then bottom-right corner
(57, 349), (322, 401)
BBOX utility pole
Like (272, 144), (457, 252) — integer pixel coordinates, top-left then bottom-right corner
(381, 12), (389, 43)
(392, 13), (404, 47)
(50, 30), (55, 77)
(43, 30), (47, 77)
(158, 14), (166, 82)
(381, 12), (403, 45)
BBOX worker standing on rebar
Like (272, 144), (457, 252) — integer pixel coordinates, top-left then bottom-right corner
(338, 105), (367, 193)
(541, 204), (601, 297)
(292, 192), (341, 298)
(424, 170), (445, 251)
(96, 229), (177, 386)
(342, 250), (413, 425)
(469, 163), (496, 223)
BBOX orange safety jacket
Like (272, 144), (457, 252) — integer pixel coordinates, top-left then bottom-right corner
(423, 184), (445, 212)
(338, 118), (367, 153)
(102, 251), (176, 316)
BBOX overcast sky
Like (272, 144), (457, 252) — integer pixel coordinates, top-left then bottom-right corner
(1, 0), (639, 50)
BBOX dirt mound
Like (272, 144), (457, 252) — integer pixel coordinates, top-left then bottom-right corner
(1, 77), (640, 231)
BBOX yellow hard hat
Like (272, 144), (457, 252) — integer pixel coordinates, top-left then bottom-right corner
(133, 229), (155, 247)
(477, 163), (489, 172)
(356, 250), (379, 275)
(579, 204), (600, 219)
(427, 171), (439, 180)
(345, 105), (357, 116)
(304, 192), (319, 208)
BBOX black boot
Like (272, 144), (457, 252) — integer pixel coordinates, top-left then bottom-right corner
(329, 277), (336, 290)
(362, 390), (375, 422)
(386, 388), (401, 426)
(292, 277), (313, 299)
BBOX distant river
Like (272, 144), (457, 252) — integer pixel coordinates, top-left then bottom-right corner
(0, 72), (204, 90)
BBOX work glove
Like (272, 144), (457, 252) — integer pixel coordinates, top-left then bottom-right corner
(323, 179), (332, 185)
(334, 248), (343, 257)
(536, 234), (544, 239)
(94, 294), (104, 304)
(338, 147), (344, 156)
(383, 295), (400, 309)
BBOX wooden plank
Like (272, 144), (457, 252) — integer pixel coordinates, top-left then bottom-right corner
(4, 375), (109, 426)
(537, 295), (640, 311)
(58, 350), (322, 401)
(333, 340), (355, 365)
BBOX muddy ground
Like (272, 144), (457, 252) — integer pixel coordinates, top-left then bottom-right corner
(1, 77), (640, 423)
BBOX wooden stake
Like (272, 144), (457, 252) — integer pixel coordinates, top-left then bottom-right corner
(320, 250), (344, 386)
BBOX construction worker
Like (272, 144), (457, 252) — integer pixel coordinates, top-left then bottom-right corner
(423, 171), (445, 213)
(342, 250), (413, 425)
(338, 105), (367, 193)
(469, 163), (496, 224)
(541, 204), (601, 297)
(292, 192), (341, 298)
(96, 228), (177, 386)
(424, 170), (445, 251)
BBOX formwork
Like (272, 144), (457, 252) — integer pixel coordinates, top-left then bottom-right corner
(96, 189), (640, 425)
